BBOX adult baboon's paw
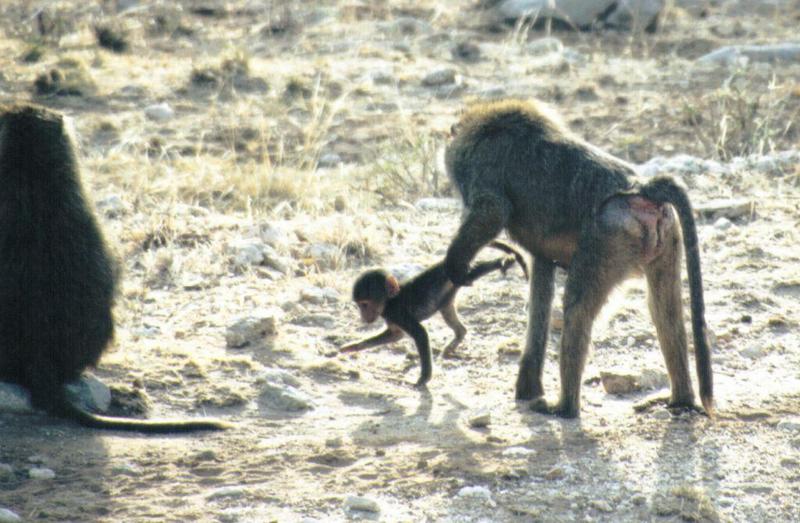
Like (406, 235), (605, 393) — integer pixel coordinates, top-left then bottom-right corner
(529, 398), (579, 418)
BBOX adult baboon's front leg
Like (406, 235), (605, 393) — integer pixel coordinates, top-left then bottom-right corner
(516, 257), (555, 400)
(444, 192), (510, 286)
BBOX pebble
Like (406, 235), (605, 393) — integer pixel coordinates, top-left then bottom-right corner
(451, 41), (481, 62)
(0, 509), (21, 523)
(415, 197), (461, 212)
(345, 495), (380, 513)
(421, 68), (456, 87)
(696, 198), (753, 220)
(591, 499), (614, 513)
(545, 466), (566, 480)
(225, 311), (279, 348)
(457, 485), (495, 505)
(525, 37), (563, 56)
(777, 418), (800, 432)
(144, 102), (175, 122)
(28, 467), (56, 480)
(652, 409), (672, 420)
(600, 371), (639, 395)
(257, 369), (313, 411)
(66, 373), (112, 413)
(95, 194), (129, 217)
(739, 345), (764, 359)
(638, 369), (669, 390)
(0, 383), (32, 413)
(713, 217), (733, 231)
(300, 286), (339, 305)
(468, 410), (491, 428)
(501, 446), (536, 457)
(0, 464), (13, 481)
(318, 153), (342, 168)
(206, 485), (248, 500)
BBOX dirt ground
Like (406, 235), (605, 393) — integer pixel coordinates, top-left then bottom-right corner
(1, 1), (800, 522)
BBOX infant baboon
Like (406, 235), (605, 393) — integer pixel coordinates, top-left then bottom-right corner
(341, 240), (527, 386)
(444, 99), (712, 418)
(0, 104), (226, 432)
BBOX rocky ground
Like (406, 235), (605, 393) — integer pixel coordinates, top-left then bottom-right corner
(1, 1), (799, 522)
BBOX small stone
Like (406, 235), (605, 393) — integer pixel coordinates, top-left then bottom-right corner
(111, 462), (141, 476)
(66, 373), (112, 413)
(591, 499), (614, 513)
(695, 198), (753, 220)
(451, 41), (481, 62)
(421, 68), (456, 87)
(468, 410), (491, 428)
(631, 494), (647, 506)
(144, 102), (175, 122)
(29, 467), (56, 480)
(652, 409), (671, 420)
(545, 466), (565, 480)
(95, 194), (129, 217)
(257, 369), (313, 411)
(0, 508), (21, 523)
(325, 436), (343, 448)
(415, 197), (461, 212)
(206, 485), (248, 500)
(229, 238), (266, 267)
(0, 464), (13, 482)
(0, 383), (32, 413)
(457, 485), (494, 505)
(345, 495), (380, 513)
(713, 217), (733, 230)
(638, 369), (669, 390)
(292, 313), (336, 328)
(300, 286), (339, 305)
(739, 345), (764, 359)
(318, 153), (342, 168)
(333, 195), (346, 212)
(600, 371), (640, 394)
(225, 311), (279, 348)
(777, 418), (800, 432)
(501, 446), (536, 457)
(526, 37), (563, 56)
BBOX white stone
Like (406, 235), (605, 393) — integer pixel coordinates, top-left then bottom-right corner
(422, 68), (456, 87)
(66, 373), (112, 412)
(468, 410), (491, 428)
(29, 467), (56, 480)
(415, 197), (461, 212)
(777, 418), (800, 432)
(698, 44), (800, 66)
(525, 37), (563, 55)
(502, 446), (536, 457)
(206, 486), (248, 500)
(225, 312), (279, 348)
(345, 495), (380, 513)
(0, 508), (21, 523)
(144, 102), (175, 122)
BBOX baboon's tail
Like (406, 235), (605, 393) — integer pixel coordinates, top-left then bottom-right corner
(640, 176), (713, 416)
(489, 239), (529, 279)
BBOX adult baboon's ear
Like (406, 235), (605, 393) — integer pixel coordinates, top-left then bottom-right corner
(385, 275), (400, 298)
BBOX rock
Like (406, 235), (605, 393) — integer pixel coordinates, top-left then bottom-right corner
(248, 222), (289, 248)
(261, 244), (292, 275)
(600, 370), (639, 394)
(421, 68), (456, 87)
(0, 464), (13, 482)
(652, 408), (671, 420)
(457, 485), (495, 505)
(590, 499), (614, 513)
(229, 238), (267, 267)
(695, 198), (753, 221)
(390, 17), (432, 36)
(144, 102), (175, 122)
(225, 311), (279, 348)
(206, 485), (248, 500)
(415, 197), (461, 212)
(638, 369), (669, 390)
(29, 467), (56, 480)
(545, 466), (566, 480)
(0, 509), (21, 523)
(777, 418), (800, 432)
(452, 41), (482, 62)
(0, 383), (32, 413)
(697, 44), (800, 67)
(502, 446), (536, 457)
(257, 369), (313, 411)
(304, 242), (340, 270)
(66, 373), (112, 413)
(318, 153), (342, 168)
(495, 0), (662, 30)
(388, 263), (425, 282)
(299, 286), (339, 305)
(525, 37), (563, 55)
(95, 194), (130, 217)
(739, 345), (764, 359)
(637, 154), (728, 179)
(291, 313), (336, 328)
(468, 410), (491, 428)
(345, 495), (381, 513)
(713, 217), (733, 231)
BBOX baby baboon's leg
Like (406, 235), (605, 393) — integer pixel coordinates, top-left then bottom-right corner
(440, 299), (467, 358)
(644, 217), (695, 409)
(515, 257), (556, 400)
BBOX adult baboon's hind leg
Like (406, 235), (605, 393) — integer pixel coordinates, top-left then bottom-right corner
(515, 257), (555, 400)
(642, 223), (697, 411)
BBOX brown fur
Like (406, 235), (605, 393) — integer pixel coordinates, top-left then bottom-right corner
(444, 99), (713, 418)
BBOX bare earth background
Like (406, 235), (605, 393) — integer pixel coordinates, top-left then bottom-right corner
(1, 1), (799, 522)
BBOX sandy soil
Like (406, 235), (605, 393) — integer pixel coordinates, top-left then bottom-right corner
(1, 1), (799, 522)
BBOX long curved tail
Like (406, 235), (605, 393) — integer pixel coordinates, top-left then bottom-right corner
(640, 176), (713, 415)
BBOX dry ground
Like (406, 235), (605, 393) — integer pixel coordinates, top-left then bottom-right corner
(1, 1), (800, 521)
